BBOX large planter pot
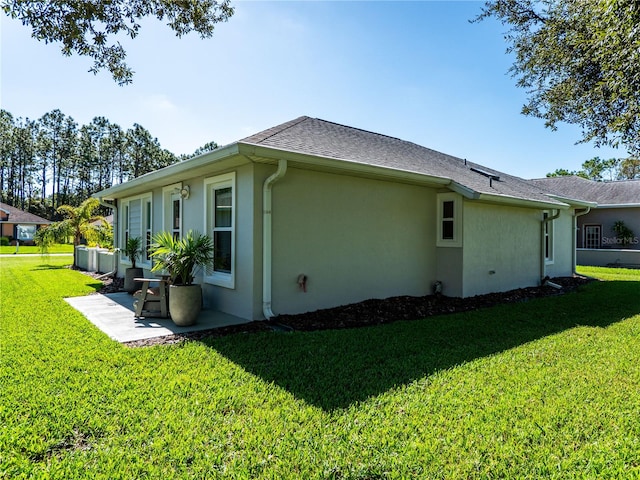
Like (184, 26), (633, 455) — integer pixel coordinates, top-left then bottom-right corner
(169, 284), (202, 326)
(124, 267), (143, 293)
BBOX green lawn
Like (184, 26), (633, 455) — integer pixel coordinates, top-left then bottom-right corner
(1, 257), (639, 479)
(577, 265), (640, 282)
(0, 244), (74, 255)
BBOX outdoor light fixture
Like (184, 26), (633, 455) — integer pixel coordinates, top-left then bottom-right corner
(179, 185), (190, 200)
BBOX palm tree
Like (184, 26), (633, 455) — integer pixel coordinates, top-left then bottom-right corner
(36, 197), (107, 267)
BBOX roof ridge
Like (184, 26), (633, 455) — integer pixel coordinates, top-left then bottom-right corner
(241, 116), (310, 144)
(313, 117), (469, 167)
(314, 117), (408, 143)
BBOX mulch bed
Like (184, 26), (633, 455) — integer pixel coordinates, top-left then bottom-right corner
(77, 267), (593, 347)
(273, 276), (593, 332)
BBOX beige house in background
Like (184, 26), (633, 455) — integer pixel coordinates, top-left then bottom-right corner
(532, 175), (640, 267)
(95, 116), (590, 321)
(0, 202), (51, 245)
(532, 176), (640, 250)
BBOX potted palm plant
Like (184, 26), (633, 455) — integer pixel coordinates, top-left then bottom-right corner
(123, 236), (143, 293)
(149, 230), (214, 326)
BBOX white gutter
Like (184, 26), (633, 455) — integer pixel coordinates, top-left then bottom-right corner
(541, 209), (561, 282)
(477, 193), (569, 210)
(594, 203), (640, 208)
(263, 159), (288, 320)
(572, 207), (592, 273)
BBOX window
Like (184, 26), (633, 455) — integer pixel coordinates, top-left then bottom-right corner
(437, 192), (462, 247)
(121, 193), (152, 266)
(204, 172), (235, 288)
(172, 197), (181, 239)
(584, 225), (601, 249)
(543, 211), (554, 263)
(145, 199), (152, 260)
(163, 183), (182, 240)
(442, 200), (455, 240)
(123, 204), (130, 248)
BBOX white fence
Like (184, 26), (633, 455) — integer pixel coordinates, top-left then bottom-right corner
(577, 248), (640, 268)
(75, 246), (116, 273)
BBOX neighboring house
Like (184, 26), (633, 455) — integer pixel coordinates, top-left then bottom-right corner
(95, 116), (590, 321)
(0, 202), (51, 245)
(532, 176), (640, 250)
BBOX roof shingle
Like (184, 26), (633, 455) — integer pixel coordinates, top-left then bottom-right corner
(531, 176), (640, 205)
(241, 116), (566, 206)
(0, 202), (51, 224)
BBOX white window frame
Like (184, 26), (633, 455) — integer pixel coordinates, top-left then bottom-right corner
(120, 192), (153, 268)
(437, 192), (462, 247)
(203, 172), (236, 289)
(162, 183), (183, 240)
(543, 211), (554, 264)
(583, 224), (601, 249)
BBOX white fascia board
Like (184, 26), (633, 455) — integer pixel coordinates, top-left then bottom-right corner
(545, 194), (597, 208)
(240, 143), (454, 188)
(476, 192), (570, 210)
(94, 143), (241, 200)
(596, 203), (640, 208)
(448, 182), (481, 200)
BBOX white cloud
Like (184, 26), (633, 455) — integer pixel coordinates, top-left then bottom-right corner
(143, 94), (178, 113)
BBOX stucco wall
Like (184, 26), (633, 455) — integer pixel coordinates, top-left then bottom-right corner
(192, 164), (258, 320)
(435, 247), (463, 297)
(114, 162), (260, 320)
(577, 207), (640, 250)
(461, 202), (542, 297)
(544, 209), (575, 278)
(270, 167), (437, 316)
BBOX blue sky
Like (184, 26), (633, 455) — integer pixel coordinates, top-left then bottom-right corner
(1, 0), (622, 179)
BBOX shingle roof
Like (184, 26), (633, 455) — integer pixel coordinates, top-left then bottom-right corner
(0, 202), (51, 224)
(241, 116), (566, 206)
(531, 176), (640, 205)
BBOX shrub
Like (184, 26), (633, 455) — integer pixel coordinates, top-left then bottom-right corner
(0, 236), (9, 246)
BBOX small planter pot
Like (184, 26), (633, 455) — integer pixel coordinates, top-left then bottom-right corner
(124, 267), (143, 294)
(169, 284), (202, 326)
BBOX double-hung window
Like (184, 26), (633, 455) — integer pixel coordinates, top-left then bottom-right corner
(437, 192), (462, 247)
(163, 183), (183, 240)
(204, 172), (235, 288)
(121, 193), (152, 266)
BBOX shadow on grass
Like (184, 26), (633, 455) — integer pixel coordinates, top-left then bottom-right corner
(31, 264), (69, 271)
(210, 281), (639, 411)
(29, 264), (103, 292)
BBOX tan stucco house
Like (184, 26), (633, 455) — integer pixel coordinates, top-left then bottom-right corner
(95, 116), (591, 321)
(0, 202), (51, 244)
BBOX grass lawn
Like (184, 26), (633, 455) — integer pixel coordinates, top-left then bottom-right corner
(1, 257), (639, 479)
(0, 244), (74, 255)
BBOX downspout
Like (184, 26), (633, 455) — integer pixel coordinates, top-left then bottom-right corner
(263, 160), (288, 320)
(98, 198), (119, 277)
(572, 207), (591, 273)
(540, 209), (561, 283)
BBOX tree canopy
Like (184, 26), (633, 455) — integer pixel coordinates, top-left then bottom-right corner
(0, 108), (219, 218)
(476, 0), (640, 153)
(546, 156), (640, 181)
(2, 0), (234, 85)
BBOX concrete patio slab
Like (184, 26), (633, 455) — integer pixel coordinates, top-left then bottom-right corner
(65, 292), (250, 343)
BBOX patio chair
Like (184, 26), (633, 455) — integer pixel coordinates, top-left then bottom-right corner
(133, 278), (169, 318)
